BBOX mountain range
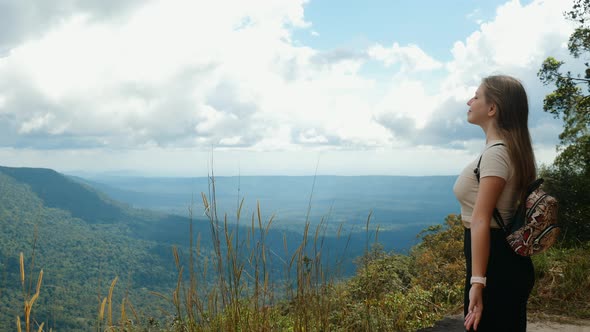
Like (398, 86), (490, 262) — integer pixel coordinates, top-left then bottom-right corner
(0, 165), (460, 330)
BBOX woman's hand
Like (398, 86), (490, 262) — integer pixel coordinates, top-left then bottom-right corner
(464, 283), (484, 331)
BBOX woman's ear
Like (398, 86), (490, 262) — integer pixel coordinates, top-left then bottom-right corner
(487, 103), (497, 117)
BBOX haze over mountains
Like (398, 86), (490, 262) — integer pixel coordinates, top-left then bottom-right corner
(0, 165), (460, 330)
(73, 173), (460, 235)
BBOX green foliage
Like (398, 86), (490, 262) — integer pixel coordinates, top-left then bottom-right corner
(537, 0), (590, 165)
(539, 165), (590, 244)
(411, 214), (465, 310)
(0, 171), (178, 331)
(380, 286), (440, 332)
(566, 0), (590, 56)
(537, 56), (590, 171)
(538, 0), (590, 245)
(326, 224), (465, 332)
(329, 258), (440, 331)
(349, 244), (412, 301)
(530, 243), (590, 318)
(329, 283), (439, 332)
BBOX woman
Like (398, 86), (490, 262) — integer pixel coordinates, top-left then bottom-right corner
(453, 75), (536, 331)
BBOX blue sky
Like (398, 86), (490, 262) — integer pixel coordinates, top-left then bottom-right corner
(295, 1), (533, 57)
(0, 0), (578, 176)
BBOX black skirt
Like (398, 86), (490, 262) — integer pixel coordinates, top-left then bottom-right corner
(464, 228), (535, 332)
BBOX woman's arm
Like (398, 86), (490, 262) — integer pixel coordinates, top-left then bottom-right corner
(465, 175), (506, 330)
(471, 175), (505, 281)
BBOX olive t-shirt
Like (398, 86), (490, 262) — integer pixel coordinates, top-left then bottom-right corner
(453, 140), (519, 229)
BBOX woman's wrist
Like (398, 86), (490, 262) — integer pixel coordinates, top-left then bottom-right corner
(470, 276), (487, 287)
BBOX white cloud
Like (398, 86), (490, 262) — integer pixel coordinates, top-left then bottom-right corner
(0, 0), (579, 175)
(19, 113), (55, 134)
(0, 0), (315, 149)
(374, 78), (436, 130)
(446, 0), (574, 84)
(1, 0), (401, 154)
(0, 0), (148, 53)
(367, 43), (443, 72)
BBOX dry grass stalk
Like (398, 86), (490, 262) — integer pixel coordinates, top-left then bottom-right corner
(120, 298), (126, 327)
(107, 276), (118, 327)
(173, 246), (181, 270)
(35, 270), (43, 295)
(19, 252), (25, 287)
(19, 252), (44, 332)
(99, 297), (107, 321)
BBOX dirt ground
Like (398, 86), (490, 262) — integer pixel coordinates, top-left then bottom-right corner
(417, 315), (590, 332)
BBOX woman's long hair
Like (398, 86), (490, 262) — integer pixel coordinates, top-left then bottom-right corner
(482, 75), (536, 202)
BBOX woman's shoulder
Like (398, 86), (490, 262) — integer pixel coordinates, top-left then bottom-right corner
(483, 140), (509, 158)
(480, 141), (511, 178)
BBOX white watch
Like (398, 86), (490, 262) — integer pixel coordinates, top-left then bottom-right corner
(470, 276), (487, 287)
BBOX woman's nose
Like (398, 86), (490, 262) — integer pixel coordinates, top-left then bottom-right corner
(467, 98), (473, 106)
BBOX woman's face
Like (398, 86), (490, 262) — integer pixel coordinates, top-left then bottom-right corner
(466, 85), (493, 126)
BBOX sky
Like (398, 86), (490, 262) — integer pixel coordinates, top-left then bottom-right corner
(0, 0), (581, 176)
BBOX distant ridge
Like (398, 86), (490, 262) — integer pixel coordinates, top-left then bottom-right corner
(0, 165), (126, 223)
(0, 165), (213, 245)
(78, 173), (460, 234)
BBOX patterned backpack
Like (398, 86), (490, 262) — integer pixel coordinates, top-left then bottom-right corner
(475, 144), (560, 256)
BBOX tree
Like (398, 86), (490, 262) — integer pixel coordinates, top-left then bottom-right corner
(538, 0), (590, 244)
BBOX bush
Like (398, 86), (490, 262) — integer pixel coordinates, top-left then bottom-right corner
(410, 214), (465, 312)
(530, 242), (590, 318)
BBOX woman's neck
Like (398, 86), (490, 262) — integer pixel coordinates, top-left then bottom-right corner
(482, 122), (502, 144)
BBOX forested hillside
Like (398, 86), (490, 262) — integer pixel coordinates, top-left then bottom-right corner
(0, 169), (189, 330)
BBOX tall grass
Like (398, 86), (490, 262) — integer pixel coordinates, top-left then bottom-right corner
(17, 251), (45, 332)
(95, 276), (140, 331)
(135, 169), (356, 331)
(70, 167), (370, 331)
(93, 169), (450, 331)
(14, 225), (48, 332)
